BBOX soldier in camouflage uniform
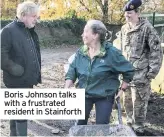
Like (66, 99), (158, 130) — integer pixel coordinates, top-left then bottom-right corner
(120, 0), (163, 132)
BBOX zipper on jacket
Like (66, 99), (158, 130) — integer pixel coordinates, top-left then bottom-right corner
(85, 57), (96, 90)
(26, 29), (41, 72)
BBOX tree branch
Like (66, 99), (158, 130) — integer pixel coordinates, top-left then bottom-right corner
(79, 0), (91, 13)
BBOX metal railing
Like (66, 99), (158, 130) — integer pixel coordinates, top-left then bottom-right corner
(141, 13), (164, 50)
(141, 12), (164, 27)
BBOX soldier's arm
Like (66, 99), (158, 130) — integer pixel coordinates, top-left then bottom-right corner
(146, 25), (163, 79)
(1, 27), (24, 76)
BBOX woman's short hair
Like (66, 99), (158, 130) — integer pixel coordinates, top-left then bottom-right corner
(87, 20), (108, 43)
(17, 1), (39, 18)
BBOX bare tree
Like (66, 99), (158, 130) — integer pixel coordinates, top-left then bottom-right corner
(95, 0), (108, 23)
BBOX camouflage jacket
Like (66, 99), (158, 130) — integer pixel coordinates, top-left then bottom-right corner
(120, 18), (163, 85)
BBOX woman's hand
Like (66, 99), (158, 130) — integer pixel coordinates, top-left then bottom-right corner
(115, 81), (129, 99)
(65, 80), (74, 88)
(115, 89), (124, 99)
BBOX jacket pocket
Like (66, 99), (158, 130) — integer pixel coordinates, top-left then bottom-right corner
(133, 67), (150, 85)
(9, 64), (24, 77)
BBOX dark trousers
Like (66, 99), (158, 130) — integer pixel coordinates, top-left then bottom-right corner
(78, 96), (114, 125)
(6, 84), (33, 136)
(10, 120), (27, 136)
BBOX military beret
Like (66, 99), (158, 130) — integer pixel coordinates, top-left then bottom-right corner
(124, 0), (142, 11)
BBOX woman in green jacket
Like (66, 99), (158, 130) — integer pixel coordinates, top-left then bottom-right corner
(65, 20), (134, 125)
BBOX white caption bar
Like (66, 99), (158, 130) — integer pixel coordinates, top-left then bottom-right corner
(0, 89), (85, 120)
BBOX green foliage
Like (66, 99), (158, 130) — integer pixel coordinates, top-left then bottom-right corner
(1, 18), (85, 46)
(0, 17), (86, 36)
(65, 9), (77, 19)
(39, 17), (86, 36)
(39, 36), (82, 48)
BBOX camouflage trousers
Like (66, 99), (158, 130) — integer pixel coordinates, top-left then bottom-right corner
(123, 83), (151, 125)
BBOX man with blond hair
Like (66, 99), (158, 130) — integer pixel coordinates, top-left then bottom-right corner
(1, 1), (41, 136)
